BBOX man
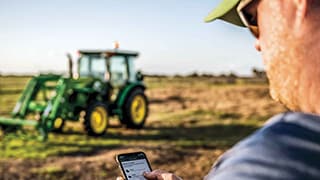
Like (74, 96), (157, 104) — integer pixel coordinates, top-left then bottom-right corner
(118, 0), (320, 179)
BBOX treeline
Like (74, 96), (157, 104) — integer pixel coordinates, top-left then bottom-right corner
(0, 68), (266, 79)
(145, 68), (266, 79)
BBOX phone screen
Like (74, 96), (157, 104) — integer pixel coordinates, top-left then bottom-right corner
(117, 152), (152, 180)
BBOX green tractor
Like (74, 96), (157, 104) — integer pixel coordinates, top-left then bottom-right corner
(0, 49), (149, 140)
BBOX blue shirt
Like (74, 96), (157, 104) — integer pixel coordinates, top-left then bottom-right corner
(205, 112), (320, 180)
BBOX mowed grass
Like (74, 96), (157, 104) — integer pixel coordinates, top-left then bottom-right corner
(0, 110), (259, 159)
(0, 75), (285, 159)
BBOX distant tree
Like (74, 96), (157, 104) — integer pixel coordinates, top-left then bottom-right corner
(188, 72), (199, 77)
(202, 73), (214, 78)
(252, 68), (266, 78)
(228, 72), (238, 78)
(226, 72), (237, 84)
(218, 74), (227, 78)
(174, 74), (182, 78)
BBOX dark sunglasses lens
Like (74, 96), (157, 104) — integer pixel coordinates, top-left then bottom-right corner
(244, 12), (257, 26)
(243, 11), (259, 37)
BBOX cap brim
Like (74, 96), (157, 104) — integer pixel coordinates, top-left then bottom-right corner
(204, 0), (245, 27)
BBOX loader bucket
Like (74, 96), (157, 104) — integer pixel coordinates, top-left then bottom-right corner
(0, 117), (48, 140)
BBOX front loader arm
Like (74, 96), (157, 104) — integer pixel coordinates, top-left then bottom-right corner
(12, 78), (38, 118)
(38, 78), (68, 140)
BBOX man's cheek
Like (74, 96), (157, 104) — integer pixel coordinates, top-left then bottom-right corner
(261, 49), (274, 69)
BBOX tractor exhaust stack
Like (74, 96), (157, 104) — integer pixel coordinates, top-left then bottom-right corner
(67, 53), (73, 78)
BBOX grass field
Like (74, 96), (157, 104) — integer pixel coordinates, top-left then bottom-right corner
(0, 75), (286, 179)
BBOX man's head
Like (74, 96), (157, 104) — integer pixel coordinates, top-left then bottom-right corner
(206, 0), (320, 113)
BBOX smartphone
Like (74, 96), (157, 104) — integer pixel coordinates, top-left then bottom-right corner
(116, 152), (152, 180)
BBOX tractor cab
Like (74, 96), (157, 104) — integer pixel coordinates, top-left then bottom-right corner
(73, 49), (148, 135)
(77, 49), (142, 88)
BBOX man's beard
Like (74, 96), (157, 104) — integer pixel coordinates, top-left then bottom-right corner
(263, 35), (303, 112)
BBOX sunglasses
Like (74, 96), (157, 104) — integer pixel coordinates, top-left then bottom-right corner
(237, 0), (259, 38)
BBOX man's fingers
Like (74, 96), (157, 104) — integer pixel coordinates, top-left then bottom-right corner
(144, 169), (165, 180)
(143, 169), (182, 180)
(116, 176), (124, 180)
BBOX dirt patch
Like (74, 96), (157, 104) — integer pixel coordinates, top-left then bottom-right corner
(0, 146), (223, 180)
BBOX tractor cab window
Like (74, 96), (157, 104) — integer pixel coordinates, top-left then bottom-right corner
(128, 56), (137, 82)
(79, 55), (90, 77)
(91, 56), (107, 80)
(109, 56), (128, 87)
(79, 55), (108, 80)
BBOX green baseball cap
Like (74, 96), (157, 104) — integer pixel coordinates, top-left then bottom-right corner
(204, 0), (245, 27)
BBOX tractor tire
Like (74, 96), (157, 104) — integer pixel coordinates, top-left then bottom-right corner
(84, 102), (109, 136)
(51, 117), (65, 133)
(121, 89), (148, 129)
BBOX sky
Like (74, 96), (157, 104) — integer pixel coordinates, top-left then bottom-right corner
(0, 0), (263, 76)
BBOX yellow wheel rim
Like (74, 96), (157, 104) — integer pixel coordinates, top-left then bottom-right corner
(131, 95), (147, 124)
(54, 118), (63, 129)
(90, 106), (108, 134)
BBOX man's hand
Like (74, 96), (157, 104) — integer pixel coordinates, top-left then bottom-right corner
(143, 169), (183, 180)
(116, 169), (183, 180)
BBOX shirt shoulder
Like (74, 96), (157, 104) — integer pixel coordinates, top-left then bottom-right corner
(204, 112), (320, 180)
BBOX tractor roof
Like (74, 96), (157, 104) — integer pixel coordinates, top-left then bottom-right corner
(78, 49), (139, 57)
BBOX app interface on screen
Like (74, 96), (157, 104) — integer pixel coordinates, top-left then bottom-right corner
(121, 157), (151, 180)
